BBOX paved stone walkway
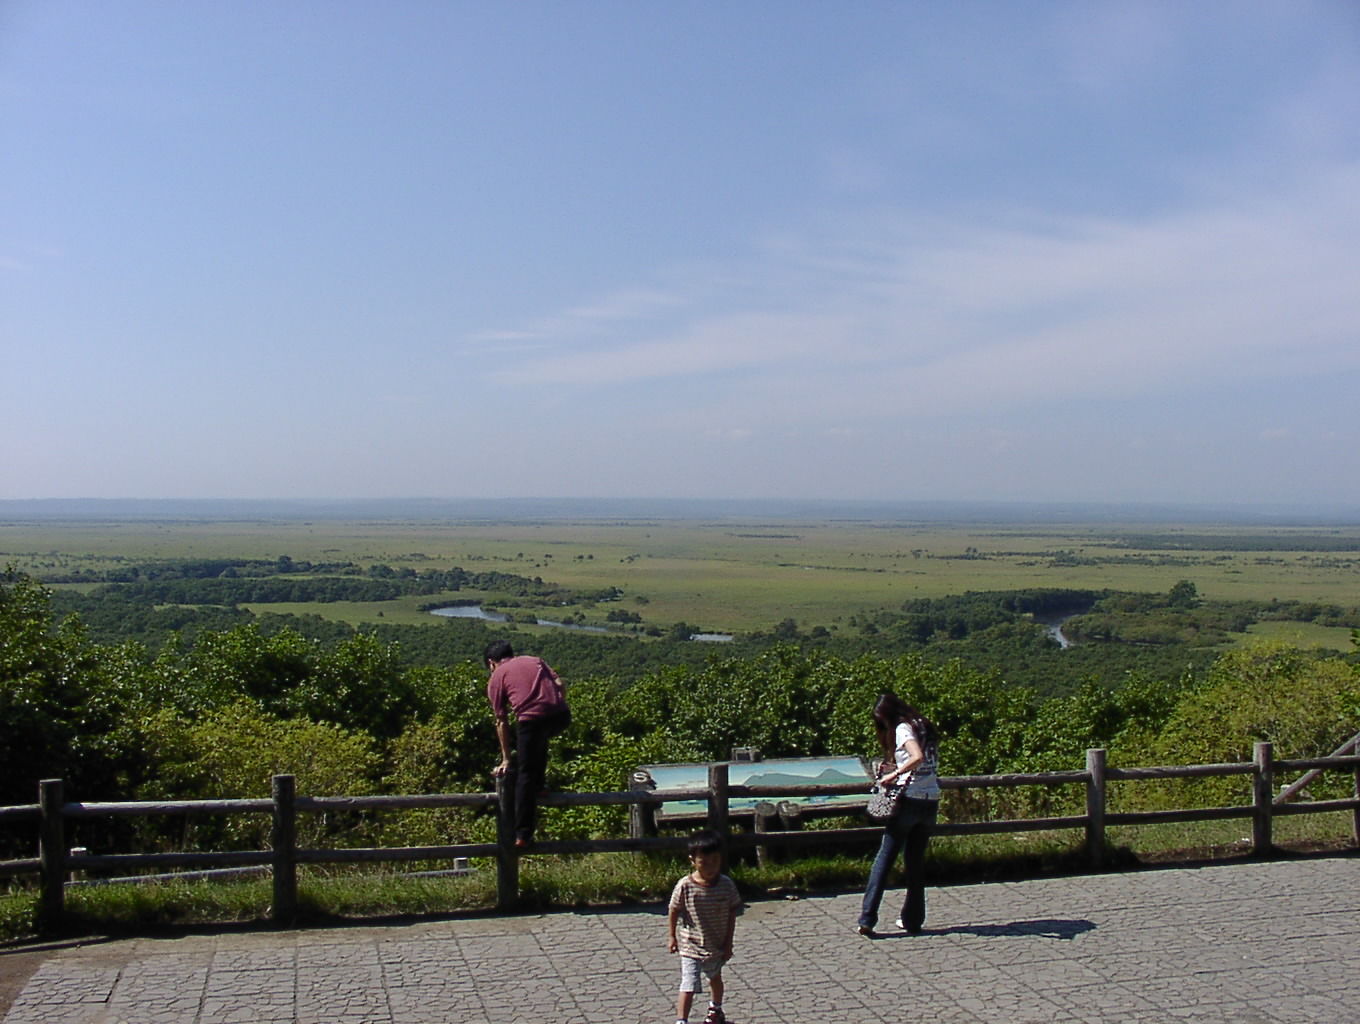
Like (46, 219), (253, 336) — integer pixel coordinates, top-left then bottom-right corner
(2, 856), (1357, 1023)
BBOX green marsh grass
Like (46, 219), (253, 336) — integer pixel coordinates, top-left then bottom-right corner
(7, 518), (1360, 635)
(1235, 620), (1357, 653)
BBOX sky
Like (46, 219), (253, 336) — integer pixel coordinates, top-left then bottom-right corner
(3, 1), (1359, 507)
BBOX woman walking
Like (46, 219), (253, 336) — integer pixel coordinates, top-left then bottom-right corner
(857, 692), (941, 937)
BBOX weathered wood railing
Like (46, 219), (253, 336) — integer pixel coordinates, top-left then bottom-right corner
(2, 742), (1357, 930)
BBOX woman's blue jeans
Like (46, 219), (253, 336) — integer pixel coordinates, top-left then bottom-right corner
(858, 797), (938, 932)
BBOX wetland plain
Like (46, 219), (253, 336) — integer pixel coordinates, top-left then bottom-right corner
(3, 501), (1358, 645)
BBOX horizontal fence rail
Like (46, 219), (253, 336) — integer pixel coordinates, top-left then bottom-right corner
(3, 742), (1358, 930)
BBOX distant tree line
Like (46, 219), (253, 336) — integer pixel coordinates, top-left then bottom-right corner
(1110, 533), (1360, 553)
(56, 563), (621, 608)
(1062, 583), (1360, 645)
(39, 554), (349, 584)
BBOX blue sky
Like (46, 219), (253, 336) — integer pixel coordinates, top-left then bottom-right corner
(3, 1), (1358, 506)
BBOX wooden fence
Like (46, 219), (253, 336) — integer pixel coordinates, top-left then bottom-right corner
(2, 742), (1358, 930)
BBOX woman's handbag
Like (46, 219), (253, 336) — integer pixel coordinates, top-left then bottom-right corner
(866, 763), (909, 823)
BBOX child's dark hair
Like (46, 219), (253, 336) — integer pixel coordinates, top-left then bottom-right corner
(687, 829), (723, 857)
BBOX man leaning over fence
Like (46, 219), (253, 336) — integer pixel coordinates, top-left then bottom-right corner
(485, 640), (572, 848)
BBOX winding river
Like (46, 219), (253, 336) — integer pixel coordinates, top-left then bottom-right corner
(429, 604), (732, 641)
(1036, 614), (1076, 649)
(428, 604), (609, 633)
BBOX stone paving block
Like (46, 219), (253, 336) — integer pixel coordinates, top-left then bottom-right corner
(387, 986), (481, 1022)
(1268, 992), (1360, 1024)
(937, 983), (1070, 1022)
(378, 937), (457, 966)
(197, 1008), (294, 1024)
(209, 948), (295, 973)
(297, 979), (391, 1021)
(1048, 979), (1176, 1017)
(10, 963), (118, 1007)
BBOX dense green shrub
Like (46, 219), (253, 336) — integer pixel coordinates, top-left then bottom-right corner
(4, 569), (1357, 858)
(1112, 640), (1360, 811)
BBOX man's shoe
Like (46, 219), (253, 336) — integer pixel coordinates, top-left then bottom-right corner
(702, 1006), (725, 1024)
(856, 924), (874, 937)
(514, 837), (533, 849)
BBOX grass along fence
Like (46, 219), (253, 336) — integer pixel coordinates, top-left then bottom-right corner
(2, 741), (1358, 933)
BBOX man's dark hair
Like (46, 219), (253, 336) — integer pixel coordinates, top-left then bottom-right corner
(483, 640), (515, 665)
(687, 829), (723, 857)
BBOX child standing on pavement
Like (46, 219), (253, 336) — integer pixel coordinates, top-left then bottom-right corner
(668, 830), (743, 1024)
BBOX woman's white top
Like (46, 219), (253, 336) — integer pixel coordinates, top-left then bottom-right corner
(895, 721), (941, 800)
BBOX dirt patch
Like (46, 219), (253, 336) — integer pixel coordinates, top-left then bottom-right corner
(0, 934), (115, 1018)
(0, 946), (52, 1018)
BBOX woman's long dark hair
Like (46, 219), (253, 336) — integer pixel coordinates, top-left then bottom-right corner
(872, 692), (938, 762)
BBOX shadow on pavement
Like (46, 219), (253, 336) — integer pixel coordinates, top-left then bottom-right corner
(870, 918), (1096, 941)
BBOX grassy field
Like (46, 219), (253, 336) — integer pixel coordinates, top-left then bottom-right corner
(4, 515), (1360, 637)
(1236, 620), (1358, 652)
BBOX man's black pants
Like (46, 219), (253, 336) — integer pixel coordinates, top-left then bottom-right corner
(512, 708), (572, 842)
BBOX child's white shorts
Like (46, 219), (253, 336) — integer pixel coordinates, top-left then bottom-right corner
(679, 954), (724, 992)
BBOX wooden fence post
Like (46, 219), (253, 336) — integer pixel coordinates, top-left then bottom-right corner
(1085, 748), (1106, 868)
(1353, 762), (1359, 849)
(707, 763), (731, 868)
(495, 775), (518, 911)
(38, 779), (65, 929)
(271, 774), (297, 926)
(753, 801), (778, 866)
(629, 770), (657, 839)
(1252, 742), (1274, 857)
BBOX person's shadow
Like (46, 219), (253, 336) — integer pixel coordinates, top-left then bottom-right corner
(873, 919), (1095, 940)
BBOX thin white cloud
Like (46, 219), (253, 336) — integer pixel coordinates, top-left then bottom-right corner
(0, 242), (64, 274)
(467, 287), (684, 346)
(478, 162), (1360, 435)
(561, 288), (683, 323)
